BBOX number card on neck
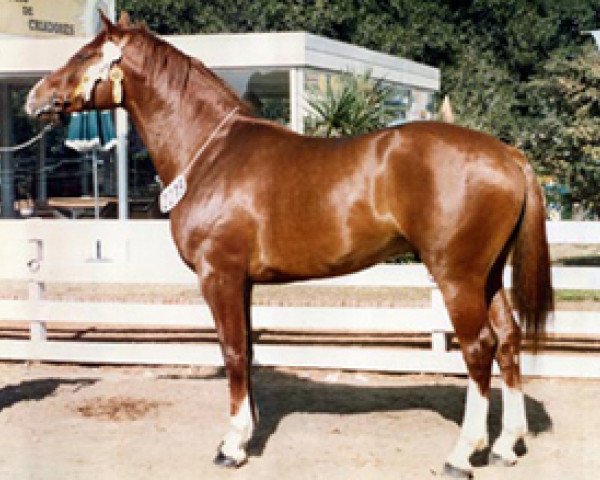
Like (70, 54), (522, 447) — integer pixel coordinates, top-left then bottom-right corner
(159, 174), (187, 213)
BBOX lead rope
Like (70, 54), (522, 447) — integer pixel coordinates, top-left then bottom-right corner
(0, 123), (53, 153)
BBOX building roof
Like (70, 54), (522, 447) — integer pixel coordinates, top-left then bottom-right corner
(0, 31), (439, 91)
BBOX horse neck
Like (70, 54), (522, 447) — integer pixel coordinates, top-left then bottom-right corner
(121, 42), (243, 184)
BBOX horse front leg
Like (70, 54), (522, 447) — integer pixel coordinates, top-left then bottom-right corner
(200, 266), (257, 468)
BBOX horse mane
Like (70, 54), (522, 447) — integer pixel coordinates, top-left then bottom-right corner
(126, 25), (251, 114)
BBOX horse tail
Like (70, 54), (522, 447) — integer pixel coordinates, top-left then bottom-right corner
(511, 160), (554, 352)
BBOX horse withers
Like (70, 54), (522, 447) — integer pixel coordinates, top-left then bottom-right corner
(26, 12), (553, 478)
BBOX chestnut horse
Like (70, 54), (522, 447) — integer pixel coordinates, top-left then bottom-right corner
(26, 12), (553, 478)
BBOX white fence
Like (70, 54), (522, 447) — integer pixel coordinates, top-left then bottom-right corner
(1, 219), (599, 378)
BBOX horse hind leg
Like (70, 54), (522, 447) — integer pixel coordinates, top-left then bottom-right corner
(438, 278), (497, 478)
(200, 267), (258, 468)
(488, 285), (528, 467)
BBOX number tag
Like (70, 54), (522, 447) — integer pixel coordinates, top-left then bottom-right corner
(159, 174), (187, 213)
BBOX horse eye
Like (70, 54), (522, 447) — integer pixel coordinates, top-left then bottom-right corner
(76, 52), (93, 62)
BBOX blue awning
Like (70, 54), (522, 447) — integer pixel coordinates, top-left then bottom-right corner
(65, 110), (117, 152)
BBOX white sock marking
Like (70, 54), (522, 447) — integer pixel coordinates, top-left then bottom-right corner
(221, 395), (254, 463)
(446, 378), (489, 470)
(492, 380), (527, 462)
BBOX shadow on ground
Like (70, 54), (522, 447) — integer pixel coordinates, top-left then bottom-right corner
(0, 367), (552, 467)
(0, 377), (97, 412)
(162, 367), (553, 458)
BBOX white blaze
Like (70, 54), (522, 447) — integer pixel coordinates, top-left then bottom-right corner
(80, 40), (123, 101)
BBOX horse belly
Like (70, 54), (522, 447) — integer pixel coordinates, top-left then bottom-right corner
(249, 204), (409, 283)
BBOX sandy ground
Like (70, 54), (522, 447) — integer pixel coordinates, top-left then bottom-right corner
(0, 362), (598, 480)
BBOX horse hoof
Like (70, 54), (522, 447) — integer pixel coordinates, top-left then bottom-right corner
(488, 451), (517, 467)
(442, 462), (474, 479)
(213, 450), (245, 468)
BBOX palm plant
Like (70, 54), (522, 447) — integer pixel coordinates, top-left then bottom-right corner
(305, 71), (394, 137)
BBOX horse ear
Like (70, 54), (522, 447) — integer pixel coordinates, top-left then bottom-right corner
(98, 9), (114, 32)
(117, 11), (131, 28)
(98, 9), (129, 44)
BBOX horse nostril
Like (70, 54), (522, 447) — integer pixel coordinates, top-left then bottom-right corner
(50, 93), (67, 110)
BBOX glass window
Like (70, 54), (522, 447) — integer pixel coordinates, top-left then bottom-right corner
(384, 84), (413, 126)
(304, 68), (345, 98)
(1, 79), (119, 218)
(386, 86), (435, 124)
(406, 89), (435, 121)
(303, 67), (435, 130)
(214, 68), (290, 126)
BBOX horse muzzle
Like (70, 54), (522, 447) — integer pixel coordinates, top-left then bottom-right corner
(25, 77), (73, 118)
(26, 94), (73, 129)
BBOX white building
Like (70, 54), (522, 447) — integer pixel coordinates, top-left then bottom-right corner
(0, 32), (440, 218)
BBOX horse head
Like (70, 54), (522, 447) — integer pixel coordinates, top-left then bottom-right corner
(25, 11), (133, 120)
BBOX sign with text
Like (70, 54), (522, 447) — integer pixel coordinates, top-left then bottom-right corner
(0, 0), (115, 37)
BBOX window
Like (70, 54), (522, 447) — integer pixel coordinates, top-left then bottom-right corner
(303, 68), (435, 129)
(1, 79), (118, 218)
(215, 68), (290, 126)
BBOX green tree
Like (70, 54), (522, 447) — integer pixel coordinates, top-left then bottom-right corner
(351, 0), (460, 67)
(117, 0), (204, 33)
(444, 43), (522, 142)
(118, 0), (358, 36)
(522, 44), (600, 217)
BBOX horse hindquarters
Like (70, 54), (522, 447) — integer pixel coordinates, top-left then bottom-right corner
(432, 153), (552, 476)
(406, 151), (531, 476)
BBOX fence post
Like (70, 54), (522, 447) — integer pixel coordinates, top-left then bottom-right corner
(431, 287), (451, 352)
(27, 239), (47, 343)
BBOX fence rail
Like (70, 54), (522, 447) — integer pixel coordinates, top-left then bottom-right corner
(0, 219), (599, 378)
